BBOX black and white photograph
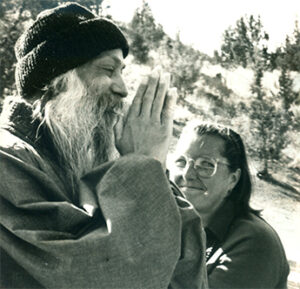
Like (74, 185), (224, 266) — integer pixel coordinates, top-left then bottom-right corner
(0, 0), (299, 288)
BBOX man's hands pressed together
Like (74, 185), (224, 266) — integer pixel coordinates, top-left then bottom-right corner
(115, 68), (178, 170)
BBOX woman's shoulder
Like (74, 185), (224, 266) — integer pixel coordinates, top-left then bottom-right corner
(208, 213), (289, 289)
(230, 213), (281, 243)
(227, 212), (288, 262)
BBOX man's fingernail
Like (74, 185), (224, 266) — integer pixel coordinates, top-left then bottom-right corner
(151, 70), (160, 78)
(164, 73), (171, 85)
(169, 87), (178, 96)
(153, 65), (162, 73)
(141, 76), (148, 84)
(152, 66), (162, 78)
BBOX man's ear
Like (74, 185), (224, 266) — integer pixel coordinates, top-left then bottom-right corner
(228, 168), (241, 192)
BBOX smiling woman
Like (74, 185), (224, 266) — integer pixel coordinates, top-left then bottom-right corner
(168, 121), (290, 289)
(172, 132), (241, 224)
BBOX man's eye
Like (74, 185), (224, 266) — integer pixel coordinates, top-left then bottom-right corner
(99, 66), (115, 75)
(103, 67), (114, 72)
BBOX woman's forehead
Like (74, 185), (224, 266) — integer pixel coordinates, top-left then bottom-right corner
(176, 133), (225, 156)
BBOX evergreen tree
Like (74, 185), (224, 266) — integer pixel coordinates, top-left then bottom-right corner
(159, 33), (203, 99)
(130, 32), (150, 64)
(217, 15), (269, 68)
(278, 67), (298, 110)
(128, 1), (165, 64)
(277, 20), (300, 72)
(249, 63), (291, 178)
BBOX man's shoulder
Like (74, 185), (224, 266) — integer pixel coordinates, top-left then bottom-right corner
(0, 126), (43, 168)
(223, 213), (289, 276)
(0, 126), (27, 149)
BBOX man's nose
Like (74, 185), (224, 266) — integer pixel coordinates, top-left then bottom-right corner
(111, 74), (128, 98)
(183, 162), (198, 181)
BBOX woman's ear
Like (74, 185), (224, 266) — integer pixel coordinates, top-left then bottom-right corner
(228, 168), (241, 192)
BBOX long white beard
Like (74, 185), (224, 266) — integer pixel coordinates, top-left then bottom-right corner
(40, 69), (123, 180)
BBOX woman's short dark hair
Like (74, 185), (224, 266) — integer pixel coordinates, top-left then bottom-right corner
(180, 121), (260, 217)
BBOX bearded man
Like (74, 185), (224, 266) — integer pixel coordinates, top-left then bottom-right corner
(0, 2), (207, 289)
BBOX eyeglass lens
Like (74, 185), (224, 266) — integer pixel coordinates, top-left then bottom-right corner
(175, 156), (217, 177)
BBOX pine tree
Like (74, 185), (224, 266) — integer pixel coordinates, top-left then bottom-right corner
(158, 33), (203, 99)
(128, 1), (165, 64)
(276, 20), (300, 71)
(218, 15), (269, 68)
(249, 62), (291, 178)
(278, 67), (298, 110)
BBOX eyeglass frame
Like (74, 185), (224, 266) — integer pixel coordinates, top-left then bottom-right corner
(174, 155), (231, 178)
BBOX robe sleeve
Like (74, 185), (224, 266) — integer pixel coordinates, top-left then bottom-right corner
(0, 144), (207, 289)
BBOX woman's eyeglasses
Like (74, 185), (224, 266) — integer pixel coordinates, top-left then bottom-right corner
(174, 155), (230, 178)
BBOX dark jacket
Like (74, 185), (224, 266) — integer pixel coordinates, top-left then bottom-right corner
(205, 200), (290, 289)
(0, 99), (207, 289)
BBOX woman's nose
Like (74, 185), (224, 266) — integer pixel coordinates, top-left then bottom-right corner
(183, 162), (198, 180)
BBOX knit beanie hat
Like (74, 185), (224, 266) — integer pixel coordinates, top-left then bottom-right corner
(15, 2), (129, 98)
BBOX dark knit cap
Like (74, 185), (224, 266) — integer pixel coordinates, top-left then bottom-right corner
(15, 2), (129, 98)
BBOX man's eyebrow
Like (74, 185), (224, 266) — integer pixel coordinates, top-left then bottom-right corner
(100, 55), (125, 68)
(112, 56), (126, 68)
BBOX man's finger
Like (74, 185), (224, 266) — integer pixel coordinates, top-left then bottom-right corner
(114, 114), (124, 145)
(151, 73), (170, 121)
(128, 76), (148, 117)
(140, 69), (160, 117)
(161, 88), (178, 127)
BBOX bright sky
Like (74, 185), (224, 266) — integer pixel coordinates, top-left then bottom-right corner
(103, 0), (300, 56)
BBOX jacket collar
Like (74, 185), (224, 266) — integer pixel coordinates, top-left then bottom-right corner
(0, 97), (60, 163)
(0, 97), (44, 146)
